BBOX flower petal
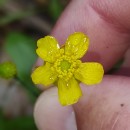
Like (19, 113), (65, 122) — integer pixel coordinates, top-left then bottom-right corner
(74, 63), (104, 85)
(31, 63), (57, 86)
(58, 77), (82, 106)
(65, 32), (89, 59)
(36, 36), (60, 62)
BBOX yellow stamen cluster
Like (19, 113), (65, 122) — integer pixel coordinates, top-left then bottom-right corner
(52, 51), (81, 81)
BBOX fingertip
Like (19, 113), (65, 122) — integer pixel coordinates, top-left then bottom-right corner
(34, 87), (77, 130)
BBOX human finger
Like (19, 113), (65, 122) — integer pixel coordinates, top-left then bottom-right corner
(34, 87), (77, 130)
(51, 0), (130, 72)
(74, 75), (130, 130)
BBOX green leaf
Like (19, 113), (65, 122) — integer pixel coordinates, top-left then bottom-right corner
(5, 32), (40, 101)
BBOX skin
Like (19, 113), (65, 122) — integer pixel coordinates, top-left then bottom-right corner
(34, 0), (130, 130)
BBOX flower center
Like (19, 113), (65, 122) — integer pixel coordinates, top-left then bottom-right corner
(60, 60), (71, 71)
(52, 50), (81, 81)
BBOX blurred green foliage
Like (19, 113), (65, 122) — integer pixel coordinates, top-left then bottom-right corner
(0, 0), (9, 7)
(0, 10), (34, 26)
(5, 32), (40, 102)
(48, 0), (63, 21)
(0, 111), (37, 130)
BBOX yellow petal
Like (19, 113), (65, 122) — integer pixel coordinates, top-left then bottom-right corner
(36, 36), (60, 62)
(58, 77), (82, 106)
(74, 63), (104, 85)
(31, 63), (57, 86)
(65, 32), (89, 59)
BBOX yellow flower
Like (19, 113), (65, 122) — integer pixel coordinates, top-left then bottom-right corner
(31, 32), (104, 106)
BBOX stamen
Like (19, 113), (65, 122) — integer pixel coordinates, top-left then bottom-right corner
(52, 53), (81, 81)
